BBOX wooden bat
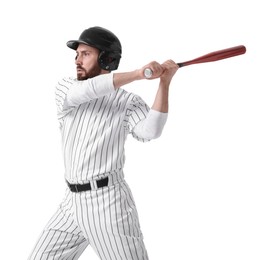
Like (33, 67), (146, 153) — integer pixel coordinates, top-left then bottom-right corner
(144, 45), (246, 78)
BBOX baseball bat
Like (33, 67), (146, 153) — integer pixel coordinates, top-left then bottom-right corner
(144, 45), (246, 78)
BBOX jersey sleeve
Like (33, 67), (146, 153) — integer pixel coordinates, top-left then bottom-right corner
(126, 95), (168, 142)
(126, 95), (150, 142)
(55, 74), (115, 118)
(55, 77), (74, 118)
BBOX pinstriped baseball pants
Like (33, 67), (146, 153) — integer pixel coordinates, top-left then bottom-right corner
(28, 176), (149, 260)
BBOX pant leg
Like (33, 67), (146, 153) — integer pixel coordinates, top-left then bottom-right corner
(73, 180), (149, 260)
(28, 189), (89, 260)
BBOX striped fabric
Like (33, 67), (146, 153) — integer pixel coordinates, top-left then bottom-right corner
(28, 174), (149, 260)
(55, 76), (150, 183)
(28, 75), (153, 260)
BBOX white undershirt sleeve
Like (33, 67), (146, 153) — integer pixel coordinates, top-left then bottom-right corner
(133, 109), (168, 140)
(64, 73), (115, 109)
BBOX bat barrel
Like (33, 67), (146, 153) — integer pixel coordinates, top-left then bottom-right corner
(178, 45), (246, 67)
(144, 45), (246, 78)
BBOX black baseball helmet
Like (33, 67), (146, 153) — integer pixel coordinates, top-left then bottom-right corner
(67, 26), (122, 71)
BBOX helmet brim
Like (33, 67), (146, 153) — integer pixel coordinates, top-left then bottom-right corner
(66, 40), (94, 50)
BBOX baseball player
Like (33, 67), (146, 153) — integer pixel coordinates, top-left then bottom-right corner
(28, 26), (178, 260)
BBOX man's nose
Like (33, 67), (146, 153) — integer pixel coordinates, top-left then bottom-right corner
(75, 55), (82, 65)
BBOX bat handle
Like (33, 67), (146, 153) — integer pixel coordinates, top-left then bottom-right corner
(144, 68), (153, 78)
(144, 63), (182, 78)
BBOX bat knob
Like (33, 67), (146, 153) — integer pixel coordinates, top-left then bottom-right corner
(144, 68), (153, 78)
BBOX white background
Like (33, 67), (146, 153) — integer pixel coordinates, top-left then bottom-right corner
(0, 0), (273, 259)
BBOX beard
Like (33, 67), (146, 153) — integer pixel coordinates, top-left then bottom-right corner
(77, 65), (102, 80)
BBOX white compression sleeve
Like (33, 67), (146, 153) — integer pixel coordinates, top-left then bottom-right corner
(65, 73), (115, 108)
(133, 109), (168, 140)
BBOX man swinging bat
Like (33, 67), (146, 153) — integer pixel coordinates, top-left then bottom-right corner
(27, 26), (179, 260)
(27, 25), (246, 260)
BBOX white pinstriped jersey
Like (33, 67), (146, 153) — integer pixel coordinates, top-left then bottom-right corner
(28, 73), (167, 260)
(55, 74), (160, 183)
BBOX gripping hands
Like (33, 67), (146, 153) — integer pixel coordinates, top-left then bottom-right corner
(142, 60), (179, 81)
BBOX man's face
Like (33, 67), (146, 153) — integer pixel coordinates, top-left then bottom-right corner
(75, 44), (102, 80)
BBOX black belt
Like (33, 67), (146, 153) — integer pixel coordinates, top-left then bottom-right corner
(67, 177), (109, 192)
